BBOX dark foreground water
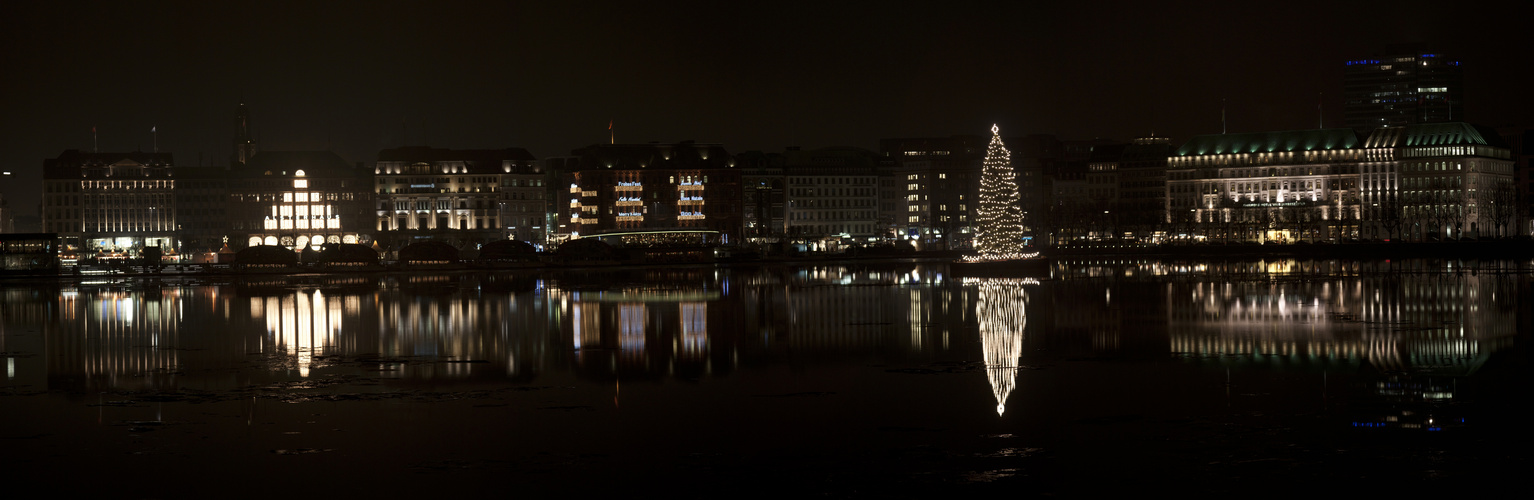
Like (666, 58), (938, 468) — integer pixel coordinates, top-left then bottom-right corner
(2, 259), (1530, 497)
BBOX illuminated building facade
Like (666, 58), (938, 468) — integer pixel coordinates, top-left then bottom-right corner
(880, 135), (986, 250)
(782, 147), (881, 250)
(229, 151), (373, 251)
(373, 147), (545, 248)
(1344, 48), (1463, 133)
(560, 142), (742, 244)
(1167, 129), (1363, 243)
(1167, 123), (1513, 242)
(1361, 123), (1516, 240)
(42, 150), (178, 260)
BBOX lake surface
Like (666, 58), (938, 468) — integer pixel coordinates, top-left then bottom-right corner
(2, 258), (1529, 496)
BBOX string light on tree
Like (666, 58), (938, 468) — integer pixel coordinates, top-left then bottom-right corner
(966, 124), (1035, 262)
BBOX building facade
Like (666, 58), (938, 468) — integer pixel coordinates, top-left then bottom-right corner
(172, 167), (232, 261)
(1166, 123), (1512, 242)
(373, 147), (545, 249)
(880, 135), (986, 250)
(1115, 137), (1172, 239)
(733, 150), (786, 241)
(1168, 129), (1364, 243)
(1344, 48), (1463, 133)
(559, 142), (743, 245)
(42, 150), (178, 261)
(230, 151), (373, 252)
(782, 147), (881, 251)
(1361, 123), (1517, 240)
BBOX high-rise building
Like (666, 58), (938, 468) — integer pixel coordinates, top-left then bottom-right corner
(1344, 48), (1463, 133)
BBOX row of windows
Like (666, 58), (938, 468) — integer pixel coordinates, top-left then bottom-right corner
(379, 217), (502, 231)
(793, 211), (875, 220)
(790, 187), (874, 197)
(789, 176), (875, 185)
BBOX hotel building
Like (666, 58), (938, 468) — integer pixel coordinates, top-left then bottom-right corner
(42, 150), (178, 260)
(373, 147), (545, 248)
(1166, 122), (1512, 242)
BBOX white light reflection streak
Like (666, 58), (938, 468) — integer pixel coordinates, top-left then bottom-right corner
(680, 302), (707, 356)
(971, 277), (1029, 416)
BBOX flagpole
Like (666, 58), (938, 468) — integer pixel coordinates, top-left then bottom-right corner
(153, 126), (158, 153)
(93, 126), (98, 153)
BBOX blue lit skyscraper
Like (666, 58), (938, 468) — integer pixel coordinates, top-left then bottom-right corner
(1344, 47), (1463, 133)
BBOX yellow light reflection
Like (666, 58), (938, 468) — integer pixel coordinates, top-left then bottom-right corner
(256, 290), (342, 377)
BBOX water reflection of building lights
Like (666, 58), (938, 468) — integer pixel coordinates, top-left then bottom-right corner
(72, 288), (185, 389)
(1169, 274), (1512, 373)
(679, 303), (707, 357)
(620, 303), (646, 359)
(969, 277), (1030, 416)
(255, 290), (342, 377)
(574, 302), (600, 351)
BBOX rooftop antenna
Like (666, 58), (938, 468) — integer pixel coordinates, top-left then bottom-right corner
(609, 119), (614, 144)
(93, 125), (98, 153)
(1318, 92), (1324, 129)
(152, 126), (158, 153)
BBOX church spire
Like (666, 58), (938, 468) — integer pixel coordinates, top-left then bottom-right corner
(232, 101), (256, 167)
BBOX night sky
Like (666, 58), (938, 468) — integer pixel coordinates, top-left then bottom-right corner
(3, 0), (1528, 215)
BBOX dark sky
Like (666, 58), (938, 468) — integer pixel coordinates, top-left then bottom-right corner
(3, 0), (1528, 214)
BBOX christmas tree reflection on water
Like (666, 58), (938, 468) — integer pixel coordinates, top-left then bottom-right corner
(969, 277), (1036, 416)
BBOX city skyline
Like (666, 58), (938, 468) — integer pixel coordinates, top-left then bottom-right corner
(4, 1), (1530, 214)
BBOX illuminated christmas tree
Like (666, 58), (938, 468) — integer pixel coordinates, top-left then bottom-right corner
(971, 124), (1026, 260)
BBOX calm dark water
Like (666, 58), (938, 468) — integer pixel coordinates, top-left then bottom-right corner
(2, 259), (1529, 497)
